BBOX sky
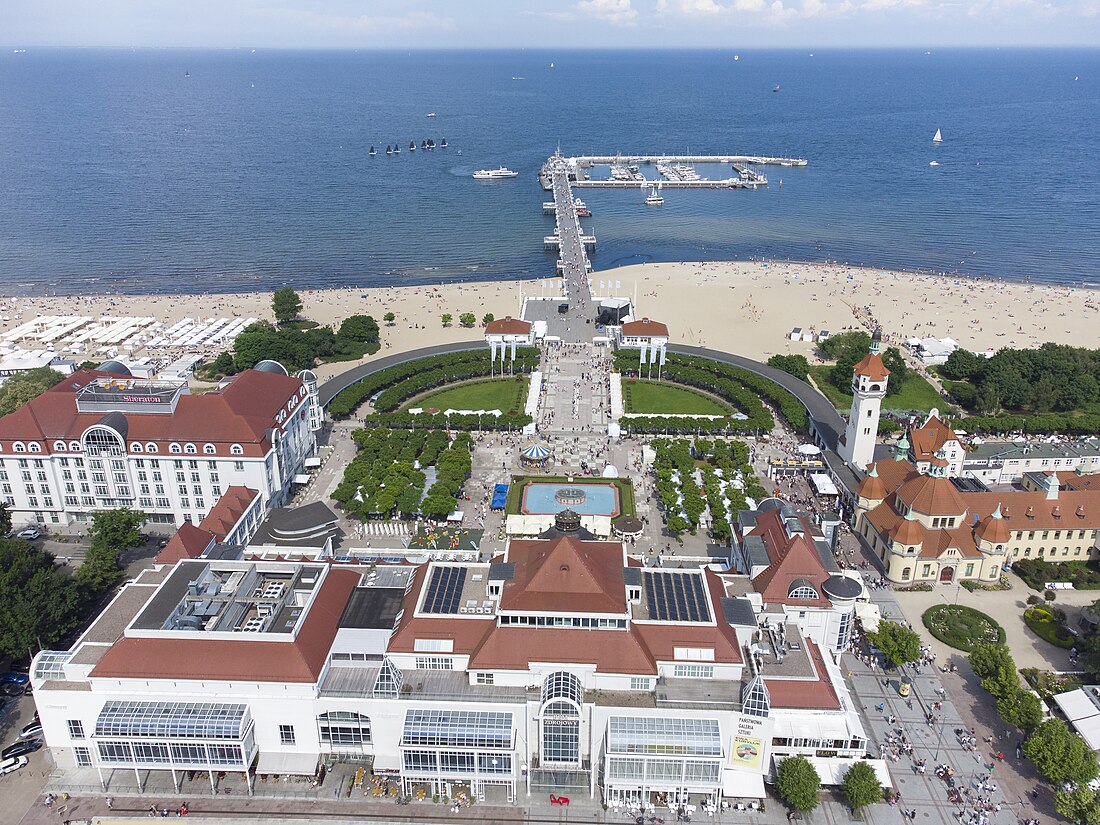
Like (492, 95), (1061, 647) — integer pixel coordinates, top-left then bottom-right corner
(2, 0), (1097, 48)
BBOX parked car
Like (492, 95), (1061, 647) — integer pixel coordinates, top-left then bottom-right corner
(15, 527), (40, 540)
(0, 672), (28, 685)
(0, 755), (28, 775)
(0, 683), (25, 697)
(1, 738), (42, 759)
(19, 721), (42, 739)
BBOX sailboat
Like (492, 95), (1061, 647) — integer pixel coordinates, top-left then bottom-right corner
(645, 185), (664, 206)
(932, 129), (943, 144)
(369, 145), (377, 156)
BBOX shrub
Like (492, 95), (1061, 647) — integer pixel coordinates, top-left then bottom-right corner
(1024, 607), (1076, 649)
(923, 605), (1005, 651)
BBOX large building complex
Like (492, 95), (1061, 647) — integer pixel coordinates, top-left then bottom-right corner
(0, 362), (318, 527)
(30, 513), (881, 805)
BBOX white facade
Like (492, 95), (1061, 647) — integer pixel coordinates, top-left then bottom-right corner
(840, 353), (888, 471)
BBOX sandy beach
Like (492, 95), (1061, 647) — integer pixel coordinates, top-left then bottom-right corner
(1, 261), (1096, 383)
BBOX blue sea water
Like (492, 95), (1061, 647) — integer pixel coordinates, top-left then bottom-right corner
(0, 48), (1097, 296)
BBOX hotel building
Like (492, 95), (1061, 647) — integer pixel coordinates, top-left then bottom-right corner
(31, 514), (881, 805)
(0, 361), (318, 527)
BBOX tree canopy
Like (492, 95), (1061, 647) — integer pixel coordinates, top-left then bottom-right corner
(76, 508), (146, 594)
(775, 755), (821, 812)
(943, 342), (1100, 414)
(232, 319), (378, 373)
(0, 538), (83, 659)
(840, 761), (882, 812)
(459, 312), (476, 328)
(869, 621), (921, 668)
(767, 354), (811, 381)
(1056, 784), (1100, 825)
(1023, 718), (1099, 787)
(0, 366), (65, 416)
(338, 315), (380, 343)
(272, 286), (303, 324)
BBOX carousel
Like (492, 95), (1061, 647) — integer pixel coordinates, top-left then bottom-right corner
(520, 443), (551, 468)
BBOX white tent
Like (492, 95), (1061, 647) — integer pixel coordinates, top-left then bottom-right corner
(601, 465), (619, 478)
(798, 444), (822, 455)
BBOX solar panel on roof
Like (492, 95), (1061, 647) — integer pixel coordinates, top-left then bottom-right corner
(423, 566), (467, 614)
(642, 571), (711, 623)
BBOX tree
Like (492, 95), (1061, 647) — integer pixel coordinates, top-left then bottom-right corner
(383, 311), (396, 326)
(0, 366), (65, 416)
(482, 313), (495, 326)
(1023, 718), (1100, 787)
(0, 501), (10, 538)
(942, 348), (984, 380)
(441, 313), (453, 327)
(969, 643), (1016, 680)
(459, 312), (477, 328)
(997, 688), (1044, 733)
(767, 354), (811, 380)
(76, 508), (146, 595)
(840, 761), (882, 813)
(0, 538), (82, 659)
(868, 621), (921, 668)
(212, 351), (235, 376)
(880, 347), (909, 396)
(272, 286), (302, 324)
(1056, 785), (1100, 825)
(775, 755), (821, 812)
(338, 315), (380, 343)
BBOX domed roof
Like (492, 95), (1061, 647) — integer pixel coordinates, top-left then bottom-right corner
(254, 359), (289, 376)
(823, 574), (864, 600)
(97, 360), (132, 377)
(858, 463), (887, 500)
(891, 512), (925, 546)
(974, 504), (1011, 544)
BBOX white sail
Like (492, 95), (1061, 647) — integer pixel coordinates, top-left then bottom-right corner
(932, 129), (943, 143)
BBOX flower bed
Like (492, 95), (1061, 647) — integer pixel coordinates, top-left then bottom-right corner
(922, 604), (1005, 651)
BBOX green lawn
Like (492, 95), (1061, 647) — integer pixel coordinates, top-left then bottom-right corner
(623, 380), (732, 416)
(412, 377), (528, 414)
(808, 365), (945, 412)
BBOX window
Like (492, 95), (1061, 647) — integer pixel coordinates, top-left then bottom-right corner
(29, 442), (41, 452)
(203, 444), (216, 454)
(170, 443), (181, 454)
(318, 712), (371, 748)
(231, 444), (244, 456)
(279, 724), (296, 745)
(74, 746), (92, 767)
(132, 443), (143, 453)
(185, 443), (197, 454)
(673, 664), (714, 678)
(673, 647), (714, 661)
(476, 672), (494, 685)
(147, 443), (158, 453)
(234, 461), (245, 471)
(630, 677), (652, 690)
(415, 656), (454, 670)
(414, 638), (454, 653)
(68, 719), (85, 739)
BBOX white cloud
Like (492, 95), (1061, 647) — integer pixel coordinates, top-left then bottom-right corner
(575, 0), (638, 23)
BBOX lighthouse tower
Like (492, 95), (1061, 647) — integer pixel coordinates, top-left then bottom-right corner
(839, 328), (891, 470)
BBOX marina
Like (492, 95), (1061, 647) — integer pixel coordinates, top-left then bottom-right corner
(540, 152), (808, 190)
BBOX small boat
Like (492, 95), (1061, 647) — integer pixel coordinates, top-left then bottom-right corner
(393, 143), (400, 153)
(369, 145), (377, 156)
(185, 71), (190, 77)
(472, 167), (519, 180)
(421, 140), (427, 150)
(772, 84), (780, 93)
(550, 62), (554, 68)
(734, 54), (740, 61)
(409, 141), (416, 152)
(929, 161), (940, 166)
(645, 186), (664, 206)
(573, 197), (592, 217)
(440, 138), (448, 148)
(427, 139), (435, 149)
(385, 145), (392, 155)
(427, 112), (436, 118)
(933, 129), (943, 143)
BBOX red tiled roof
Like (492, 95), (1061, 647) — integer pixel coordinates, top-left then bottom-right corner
(890, 517), (925, 546)
(0, 369), (304, 457)
(896, 474), (967, 517)
(485, 316), (532, 335)
(974, 510), (1011, 544)
(468, 626), (657, 674)
(857, 465), (887, 500)
(198, 486), (259, 541)
(621, 318), (669, 337)
(910, 415), (960, 461)
(748, 511), (830, 606)
(154, 523), (216, 565)
(501, 536), (626, 614)
(90, 568), (360, 683)
(852, 353), (890, 381)
(765, 640), (841, 710)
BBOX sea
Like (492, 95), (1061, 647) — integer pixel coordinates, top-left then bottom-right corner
(0, 48), (1097, 296)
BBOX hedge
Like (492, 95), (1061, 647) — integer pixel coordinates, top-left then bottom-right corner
(922, 604), (1005, 651)
(614, 352), (809, 434)
(1023, 607), (1076, 649)
(328, 348), (539, 418)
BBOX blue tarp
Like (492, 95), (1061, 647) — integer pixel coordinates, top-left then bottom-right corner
(491, 483), (509, 511)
